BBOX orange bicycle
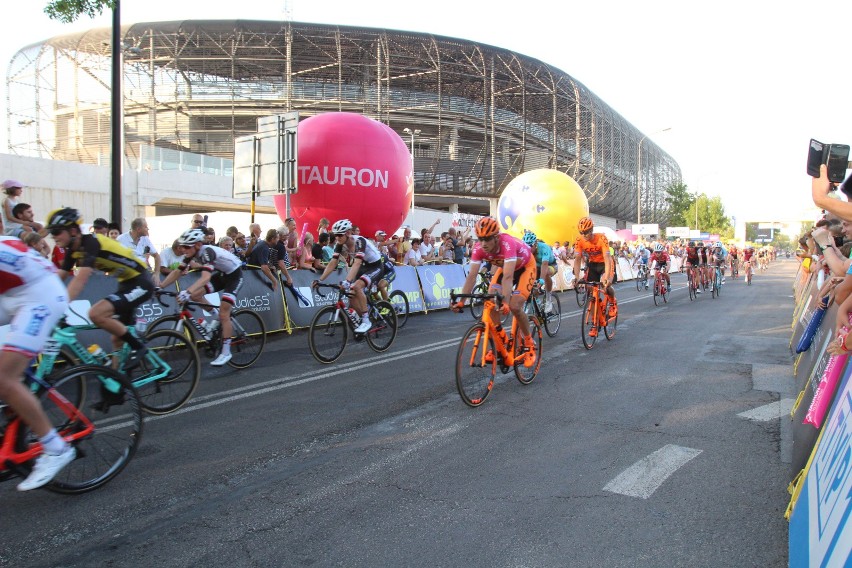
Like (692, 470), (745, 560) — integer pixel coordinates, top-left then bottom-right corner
(579, 280), (617, 350)
(450, 292), (542, 407)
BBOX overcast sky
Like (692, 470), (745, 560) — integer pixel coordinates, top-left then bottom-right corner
(2, 0), (848, 223)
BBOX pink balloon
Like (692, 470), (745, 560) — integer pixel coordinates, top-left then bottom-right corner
(274, 112), (413, 238)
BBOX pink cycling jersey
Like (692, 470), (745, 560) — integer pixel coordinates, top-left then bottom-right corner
(0, 236), (58, 293)
(469, 233), (532, 268)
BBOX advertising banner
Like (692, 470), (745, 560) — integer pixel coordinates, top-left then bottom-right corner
(416, 263), (467, 310)
(665, 226), (690, 238)
(391, 265), (425, 313)
(286, 266), (348, 328)
(789, 365), (852, 567)
(631, 223), (659, 236)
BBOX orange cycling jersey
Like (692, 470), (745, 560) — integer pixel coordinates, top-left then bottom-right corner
(574, 233), (610, 264)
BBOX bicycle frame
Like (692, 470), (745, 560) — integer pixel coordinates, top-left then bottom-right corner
(479, 301), (522, 367)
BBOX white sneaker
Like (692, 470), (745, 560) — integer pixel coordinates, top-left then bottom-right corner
(544, 301), (553, 313)
(211, 352), (232, 367)
(18, 445), (76, 491)
(354, 318), (372, 333)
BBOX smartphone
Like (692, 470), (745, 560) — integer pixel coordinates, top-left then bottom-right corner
(807, 139), (825, 177)
(826, 144), (850, 184)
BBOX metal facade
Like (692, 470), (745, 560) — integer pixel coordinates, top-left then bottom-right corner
(6, 20), (681, 222)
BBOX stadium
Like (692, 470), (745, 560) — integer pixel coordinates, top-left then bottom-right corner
(6, 20), (681, 225)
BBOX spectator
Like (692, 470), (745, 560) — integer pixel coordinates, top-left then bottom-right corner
(319, 232), (334, 263)
(396, 226), (413, 263)
(295, 232), (321, 271)
(420, 218), (440, 240)
(159, 239), (184, 277)
(273, 226), (296, 280)
(22, 231), (50, 258)
(420, 233), (437, 261)
(439, 232), (454, 262)
(91, 218), (109, 235)
(317, 217), (330, 236)
(225, 226), (239, 240)
(218, 236), (235, 253)
(284, 217), (299, 263)
(117, 217), (161, 285)
(233, 232), (248, 261)
(246, 228), (280, 291)
(352, 224), (361, 236)
(204, 227), (216, 245)
(2, 181), (42, 236)
(107, 223), (121, 239)
(386, 234), (400, 264)
(190, 214), (206, 230)
(448, 226), (470, 264)
(311, 231), (325, 266)
(245, 222), (262, 257)
(11, 203), (43, 237)
(405, 238), (425, 266)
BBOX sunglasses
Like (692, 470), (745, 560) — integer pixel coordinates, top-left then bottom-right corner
(49, 228), (66, 237)
(179, 244), (195, 249)
(192, 220), (204, 224)
(580, 230), (593, 236)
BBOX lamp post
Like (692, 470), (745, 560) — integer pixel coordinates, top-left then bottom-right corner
(403, 127), (420, 212)
(636, 127), (671, 225)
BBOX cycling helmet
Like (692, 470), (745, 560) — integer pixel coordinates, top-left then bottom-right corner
(522, 230), (538, 246)
(45, 207), (82, 229)
(688, 241), (695, 247)
(331, 219), (353, 235)
(578, 216), (594, 233)
(713, 242), (722, 249)
(474, 217), (500, 239)
(638, 245), (646, 252)
(177, 228), (206, 246)
(654, 243), (664, 252)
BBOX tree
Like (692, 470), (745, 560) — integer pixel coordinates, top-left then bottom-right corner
(44, 0), (114, 23)
(664, 182), (694, 227)
(685, 193), (733, 237)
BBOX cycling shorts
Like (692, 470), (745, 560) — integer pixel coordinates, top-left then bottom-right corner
(356, 260), (384, 289)
(205, 268), (244, 306)
(106, 275), (155, 324)
(490, 256), (537, 300)
(0, 275), (68, 358)
(586, 261), (607, 284)
(654, 263), (669, 272)
(537, 263), (556, 277)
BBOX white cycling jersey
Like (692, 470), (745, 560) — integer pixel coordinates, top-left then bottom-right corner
(179, 244), (242, 275)
(0, 236), (58, 293)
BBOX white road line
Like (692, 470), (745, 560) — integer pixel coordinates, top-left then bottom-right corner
(603, 444), (702, 499)
(737, 399), (795, 421)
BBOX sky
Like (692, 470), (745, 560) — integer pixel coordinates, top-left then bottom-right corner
(2, 0), (849, 224)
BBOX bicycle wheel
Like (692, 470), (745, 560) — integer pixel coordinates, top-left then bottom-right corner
(227, 309), (266, 369)
(688, 272), (696, 301)
(662, 280), (668, 303)
(653, 277), (661, 306)
(715, 270), (722, 297)
(132, 329), (201, 415)
(455, 322), (496, 407)
(366, 300), (398, 352)
(543, 294), (561, 337)
(581, 292), (598, 350)
(575, 283), (587, 307)
(309, 305), (348, 363)
(514, 316), (542, 385)
(469, 282), (488, 320)
(388, 290), (409, 328)
(635, 272), (643, 291)
(604, 296), (617, 340)
(19, 365), (143, 494)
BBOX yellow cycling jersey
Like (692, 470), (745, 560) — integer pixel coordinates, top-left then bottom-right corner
(61, 233), (149, 282)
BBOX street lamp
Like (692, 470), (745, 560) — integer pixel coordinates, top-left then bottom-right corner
(403, 127), (421, 211)
(636, 127), (671, 225)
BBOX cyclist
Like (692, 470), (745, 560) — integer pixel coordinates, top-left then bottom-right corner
(452, 217), (537, 362)
(728, 243), (739, 277)
(684, 240), (702, 294)
(523, 229), (556, 313)
(649, 243), (671, 292)
(711, 242), (728, 283)
(696, 240), (710, 286)
(632, 245), (650, 289)
(374, 249), (397, 303)
(314, 219), (384, 334)
(0, 236), (76, 490)
(158, 228), (245, 366)
(743, 245), (755, 277)
(572, 217), (616, 336)
(48, 208), (154, 366)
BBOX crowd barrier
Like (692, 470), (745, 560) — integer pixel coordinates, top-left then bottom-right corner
(787, 267), (852, 566)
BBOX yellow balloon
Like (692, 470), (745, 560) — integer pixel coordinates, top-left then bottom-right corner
(497, 169), (589, 246)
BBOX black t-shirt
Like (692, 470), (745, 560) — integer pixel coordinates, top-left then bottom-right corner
(311, 242), (323, 262)
(247, 240), (270, 267)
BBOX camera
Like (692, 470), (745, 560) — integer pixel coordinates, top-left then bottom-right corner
(807, 138), (850, 184)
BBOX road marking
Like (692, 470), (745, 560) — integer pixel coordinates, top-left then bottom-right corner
(737, 399), (795, 421)
(603, 444), (702, 499)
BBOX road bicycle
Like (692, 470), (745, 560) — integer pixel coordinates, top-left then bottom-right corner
(524, 279), (561, 337)
(711, 263), (724, 298)
(744, 260), (754, 286)
(368, 283), (409, 329)
(575, 263), (589, 307)
(635, 263), (650, 291)
(35, 316), (200, 415)
(308, 283), (398, 363)
(450, 292), (542, 407)
(0, 364), (143, 494)
(578, 280), (617, 350)
(469, 268), (511, 325)
(687, 264), (700, 302)
(147, 290), (266, 369)
(652, 269), (668, 306)
(730, 258), (739, 279)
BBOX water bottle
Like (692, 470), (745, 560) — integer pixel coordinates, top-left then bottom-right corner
(495, 325), (508, 345)
(135, 317), (147, 334)
(346, 308), (361, 326)
(87, 344), (110, 365)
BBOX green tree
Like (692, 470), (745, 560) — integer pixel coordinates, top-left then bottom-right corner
(685, 193), (733, 237)
(44, 0), (114, 23)
(664, 182), (694, 227)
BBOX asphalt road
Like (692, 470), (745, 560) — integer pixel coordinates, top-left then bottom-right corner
(1, 261), (795, 568)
